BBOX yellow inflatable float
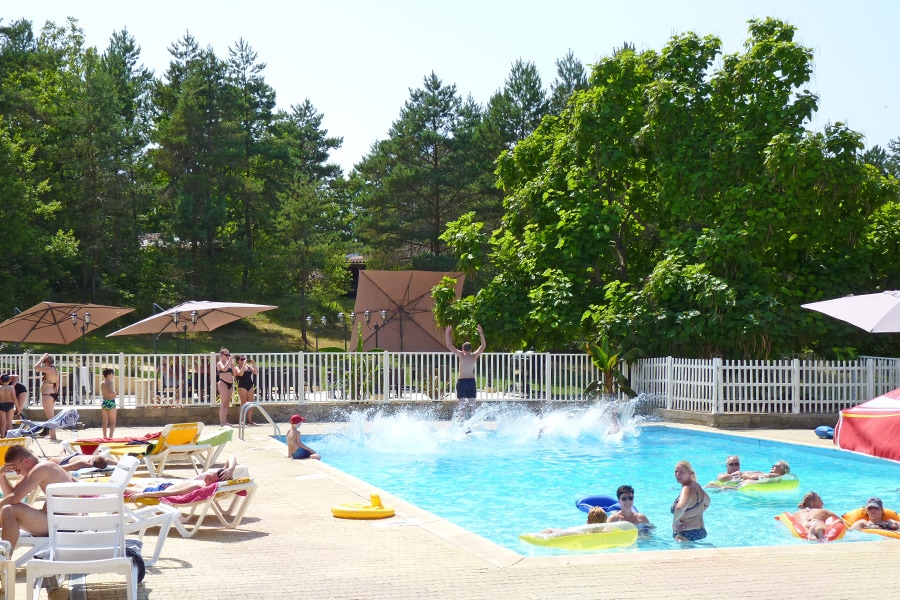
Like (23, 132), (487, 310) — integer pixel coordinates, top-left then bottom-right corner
(842, 506), (900, 539)
(331, 494), (395, 520)
(519, 521), (638, 550)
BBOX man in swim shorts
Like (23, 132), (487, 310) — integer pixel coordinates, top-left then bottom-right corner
(445, 324), (486, 420)
(124, 455), (238, 501)
(286, 414), (320, 460)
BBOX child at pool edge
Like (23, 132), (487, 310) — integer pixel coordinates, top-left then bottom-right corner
(287, 414), (320, 460)
(100, 368), (117, 438)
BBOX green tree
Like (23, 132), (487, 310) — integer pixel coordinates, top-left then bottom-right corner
(548, 50), (587, 115)
(353, 73), (487, 269)
(453, 19), (896, 356)
(152, 34), (244, 296)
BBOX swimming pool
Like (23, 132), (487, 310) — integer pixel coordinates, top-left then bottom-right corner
(281, 403), (900, 555)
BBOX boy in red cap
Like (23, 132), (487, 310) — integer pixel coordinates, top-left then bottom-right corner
(287, 414), (320, 460)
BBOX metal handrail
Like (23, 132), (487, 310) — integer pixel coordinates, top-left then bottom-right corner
(239, 402), (281, 440)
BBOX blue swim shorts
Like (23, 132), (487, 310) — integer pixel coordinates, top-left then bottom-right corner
(291, 447), (312, 459)
(456, 378), (476, 400)
(143, 482), (174, 493)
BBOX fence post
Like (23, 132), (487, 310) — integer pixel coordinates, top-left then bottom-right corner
(666, 356), (674, 410)
(298, 352), (306, 403)
(866, 358), (875, 401)
(713, 358), (723, 414)
(792, 359), (801, 414)
(381, 351), (390, 402)
(544, 353), (552, 402)
(118, 353), (125, 409)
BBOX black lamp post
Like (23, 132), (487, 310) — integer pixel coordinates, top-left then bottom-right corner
(173, 310), (198, 353)
(363, 309), (387, 348)
(306, 315), (320, 351)
(71, 311), (91, 354)
(337, 312), (348, 351)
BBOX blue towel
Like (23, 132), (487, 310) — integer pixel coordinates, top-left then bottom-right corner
(6, 408), (80, 437)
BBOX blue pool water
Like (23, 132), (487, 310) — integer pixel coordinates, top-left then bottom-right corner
(280, 402), (900, 555)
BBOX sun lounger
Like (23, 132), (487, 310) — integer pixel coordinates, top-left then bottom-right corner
(134, 474), (257, 538)
(102, 422), (210, 477)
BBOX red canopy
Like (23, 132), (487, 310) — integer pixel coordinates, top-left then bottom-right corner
(834, 387), (900, 462)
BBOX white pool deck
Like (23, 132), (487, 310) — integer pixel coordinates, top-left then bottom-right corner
(5, 423), (899, 600)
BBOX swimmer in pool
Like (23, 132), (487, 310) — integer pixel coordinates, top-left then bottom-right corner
(793, 491), (841, 541)
(849, 497), (900, 531)
(607, 485), (655, 534)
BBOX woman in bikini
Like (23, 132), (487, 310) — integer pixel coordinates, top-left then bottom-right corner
(793, 491), (841, 541)
(234, 355), (258, 425)
(216, 348), (236, 426)
(34, 353), (60, 441)
(671, 459), (711, 542)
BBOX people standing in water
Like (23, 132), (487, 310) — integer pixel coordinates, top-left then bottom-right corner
(8, 374), (27, 419)
(793, 491), (841, 541)
(445, 324), (486, 420)
(34, 353), (59, 441)
(235, 355), (258, 425)
(671, 459), (710, 542)
(100, 368), (118, 438)
(0, 374), (15, 438)
(215, 348), (236, 426)
(607, 485), (654, 533)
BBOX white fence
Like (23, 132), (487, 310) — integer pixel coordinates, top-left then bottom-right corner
(629, 356), (900, 414)
(2, 352), (897, 415)
(0, 351), (597, 408)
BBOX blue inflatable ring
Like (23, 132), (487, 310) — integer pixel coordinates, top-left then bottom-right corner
(576, 494), (637, 514)
(815, 425), (834, 439)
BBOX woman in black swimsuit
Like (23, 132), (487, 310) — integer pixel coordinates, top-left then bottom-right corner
(34, 353), (60, 440)
(235, 355), (258, 425)
(216, 348), (236, 426)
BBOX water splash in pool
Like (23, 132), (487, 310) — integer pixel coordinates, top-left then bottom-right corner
(336, 396), (649, 454)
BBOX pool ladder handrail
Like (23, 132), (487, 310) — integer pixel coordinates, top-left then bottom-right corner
(239, 402), (281, 440)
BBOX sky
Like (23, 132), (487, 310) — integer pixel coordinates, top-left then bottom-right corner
(11, 1), (900, 173)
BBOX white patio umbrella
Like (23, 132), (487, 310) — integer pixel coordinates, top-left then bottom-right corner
(106, 301), (277, 338)
(801, 291), (900, 333)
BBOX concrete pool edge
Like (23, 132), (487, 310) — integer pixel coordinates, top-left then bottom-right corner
(271, 420), (895, 569)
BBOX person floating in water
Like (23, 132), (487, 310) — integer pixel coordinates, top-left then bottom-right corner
(793, 491), (841, 541)
(739, 460), (790, 482)
(445, 324), (486, 421)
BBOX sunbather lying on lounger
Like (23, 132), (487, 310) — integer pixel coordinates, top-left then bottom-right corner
(47, 452), (117, 472)
(124, 455), (237, 501)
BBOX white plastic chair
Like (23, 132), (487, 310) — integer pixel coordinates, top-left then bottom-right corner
(25, 482), (137, 600)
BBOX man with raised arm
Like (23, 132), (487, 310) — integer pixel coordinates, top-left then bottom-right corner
(445, 324), (486, 420)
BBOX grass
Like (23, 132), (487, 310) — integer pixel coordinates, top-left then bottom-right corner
(4, 312), (350, 356)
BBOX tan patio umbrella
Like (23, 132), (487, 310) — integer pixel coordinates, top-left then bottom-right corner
(350, 271), (464, 351)
(0, 301), (134, 345)
(106, 300), (277, 337)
